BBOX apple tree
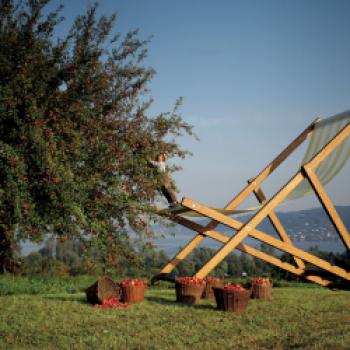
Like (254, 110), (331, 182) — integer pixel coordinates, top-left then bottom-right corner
(0, 0), (194, 272)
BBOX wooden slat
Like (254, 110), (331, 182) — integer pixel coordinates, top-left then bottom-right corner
(303, 166), (350, 250)
(158, 234), (206, 274)
(160, 213), (330, 286)
(303, 275), (331, 286)
(250, 183), (306, 269)
(183, 172), (305, 277)
(204, 118), (320, 231)
(248, 228), (350, 280)
(153, 118), (319, 279)
(182, 196), (350, 280)
(156, 212), (330, 286)
(236, 244), (330, 286)
(153, 117), (350, 286)
(224, 118), (319, 208)
(154, 213), (207, 275)
(172, 217), (294, 272)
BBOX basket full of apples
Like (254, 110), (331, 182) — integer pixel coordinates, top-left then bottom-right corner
(175, 277), (206, 305)
(119, 279), (148, 304)
(213, 283), (252, 312)
(202, 276), (225, 299)
(250, 277), (272, 299)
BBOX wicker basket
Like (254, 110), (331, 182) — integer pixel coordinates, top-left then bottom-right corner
(202, 278), (224, 299)
(213, 287), (252, 312)
(175, 281), (205, 305)
(85, 276), (120, 305)
(120, 284), (147, 304)
(251, 283), (272, 299)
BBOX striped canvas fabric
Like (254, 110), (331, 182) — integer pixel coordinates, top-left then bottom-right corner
(287, 110), (350, 200)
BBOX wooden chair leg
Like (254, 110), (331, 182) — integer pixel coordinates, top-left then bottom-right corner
(248, 181), (305, 269)
(303, 166), (350, 250)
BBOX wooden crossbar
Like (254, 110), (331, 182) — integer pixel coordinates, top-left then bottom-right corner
(248, 180), (305, 269)
(207, 118), (319, 224)
(184, 121), (350, 282)
(152, 116), (350, 287)
(152, 118), (319, 283)
(182, 197), (350, 281)
(155, 211), (330, 286)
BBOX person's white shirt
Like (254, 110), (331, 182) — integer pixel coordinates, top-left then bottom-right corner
(149, 160), (166, 172)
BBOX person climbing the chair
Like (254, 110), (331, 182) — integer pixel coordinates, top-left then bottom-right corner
(148, 152), (178, 285)
(148, 153), (178, 207)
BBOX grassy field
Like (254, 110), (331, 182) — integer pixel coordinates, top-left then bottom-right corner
(0, 277), (350, 350)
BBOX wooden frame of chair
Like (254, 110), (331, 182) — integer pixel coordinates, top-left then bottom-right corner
(152, 117), (350, 287)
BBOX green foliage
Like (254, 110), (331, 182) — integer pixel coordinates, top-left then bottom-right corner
(0, 0), (194, 270)
(15, 239), (350, 289)
(18, 237), (171, 279)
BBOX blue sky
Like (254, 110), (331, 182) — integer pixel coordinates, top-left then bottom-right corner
(45, 0), (350, 211)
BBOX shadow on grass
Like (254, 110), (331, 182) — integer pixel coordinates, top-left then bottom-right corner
(43, 295), (88, 304)
(43, 294), (218, 310)
(145, 295), (215, 310)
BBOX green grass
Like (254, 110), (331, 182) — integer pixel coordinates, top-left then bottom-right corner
(0, 275), (98, 295)
(1, 278), (350, 350)
(0, 274), (324, 296)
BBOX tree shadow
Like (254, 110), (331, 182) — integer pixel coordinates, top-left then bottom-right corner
(145, 295), (215, 310)
(43, 295), (88, 304)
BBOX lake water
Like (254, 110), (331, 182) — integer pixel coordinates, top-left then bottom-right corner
(21, 234), (347, 258)
(153, 233), (347, 257)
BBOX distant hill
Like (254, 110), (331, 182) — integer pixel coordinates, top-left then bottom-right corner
(164, 206), (350, 242)
(22, 206), (350, 256)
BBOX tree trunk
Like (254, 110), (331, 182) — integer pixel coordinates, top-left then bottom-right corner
(0, 228), (17, 273)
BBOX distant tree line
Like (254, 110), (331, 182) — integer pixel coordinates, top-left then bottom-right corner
(16, 239), (350, 284)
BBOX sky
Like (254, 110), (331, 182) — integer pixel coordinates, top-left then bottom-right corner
(44, 0), (350, 212)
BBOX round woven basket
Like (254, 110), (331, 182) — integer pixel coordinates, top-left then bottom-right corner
(213, 287), (252, 312)
(120, 284), (147, 304)
(251, 283), (272, 299)
(175, 281), (205, 305)
(202, 279), (224, 299)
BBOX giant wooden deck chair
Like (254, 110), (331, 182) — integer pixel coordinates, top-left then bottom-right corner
(152, 111), (350, 288)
